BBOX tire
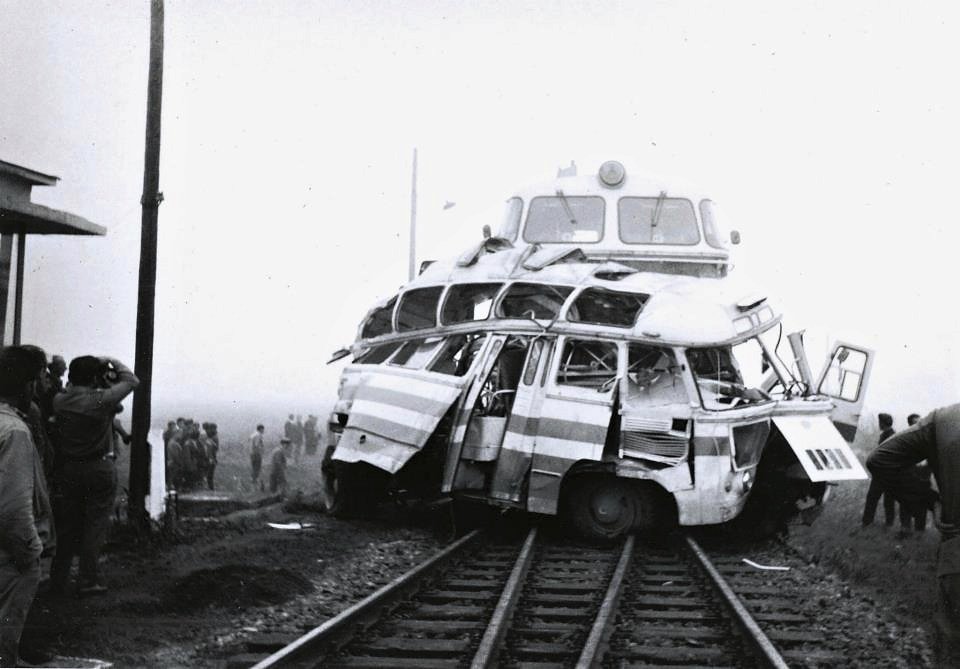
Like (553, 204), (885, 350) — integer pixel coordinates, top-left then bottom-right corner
(322, 459), (388, 519)
(565, 476), (638, 541)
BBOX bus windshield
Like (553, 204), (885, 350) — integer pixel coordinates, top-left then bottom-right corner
(523, 195), (604, 244)
(687, 341), (773, 411)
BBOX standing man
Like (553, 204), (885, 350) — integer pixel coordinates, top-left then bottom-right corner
(867, 404), (960, 663)
(293, 415), (304, 464)
(862, 413), (900, 527)
(304, 414), (319, 458)
(269, 438), (292, 493)
(250, 424), (266, 489)
(200, 423), (220, 490)
(0, 347), (53, 667)
(50, 356), (138, 596)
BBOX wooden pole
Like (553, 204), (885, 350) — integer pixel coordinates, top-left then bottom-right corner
(408, 148), (417, 280)
(129, 0), (164, 527)
(13, 232), (25, 345)
(0, 235), (12, 344)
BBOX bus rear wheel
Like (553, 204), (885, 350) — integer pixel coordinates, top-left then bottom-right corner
(322, 459), (386, 518)
(565, 476), (638, 541)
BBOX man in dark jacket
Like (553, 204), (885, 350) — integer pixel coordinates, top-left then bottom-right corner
(867, 404), (960, 663)
(50, 356), (138, 596)
(862, 413), (900, 526)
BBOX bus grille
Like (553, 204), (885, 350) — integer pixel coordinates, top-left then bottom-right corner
(622, 430), (688, 464)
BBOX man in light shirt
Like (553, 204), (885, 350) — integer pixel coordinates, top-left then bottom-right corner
(250, 424), (266, 489)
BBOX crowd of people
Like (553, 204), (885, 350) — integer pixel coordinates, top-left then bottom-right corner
(0, 345), (138, 666)
(163, 418), (219, 492)
(247, 413), (323, 493)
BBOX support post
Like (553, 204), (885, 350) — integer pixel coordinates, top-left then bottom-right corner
(0, 235), (12, 344)
(13, 232), (25, 344)
(129, 0), (164, 528)
(408, 148), (417, 280)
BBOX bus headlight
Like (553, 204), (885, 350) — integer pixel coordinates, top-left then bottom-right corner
(742, 470), (753, 492)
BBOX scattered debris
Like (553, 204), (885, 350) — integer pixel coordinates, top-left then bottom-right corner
(742, 558), (790, 571)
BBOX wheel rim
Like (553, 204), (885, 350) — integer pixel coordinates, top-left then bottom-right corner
(588, 485), (634, 533)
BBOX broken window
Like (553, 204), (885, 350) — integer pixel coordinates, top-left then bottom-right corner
(497, 283), (574, 320)
(732, 421), (771, 469)
(568, 288), (649, 327)
(397, 287), (444, 332)
(619, 197), (700, 245)
(523, 196), (605, 244)
(687, 346), (771, 411)
(353, 341), (403, 365)
(557, 339), (619, 390)
(441, 283), (503, 324)
(360, 295), (397, 339)
(818, 346), (868, 402)
(627, 344), (682, 392)
(428, 334), (486, 377)
(389, 337), (445, 369)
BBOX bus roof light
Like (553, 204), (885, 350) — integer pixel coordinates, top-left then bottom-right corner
(598, 160), (626, 188)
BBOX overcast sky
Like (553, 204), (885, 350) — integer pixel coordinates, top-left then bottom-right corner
(1, 0), (958, 427)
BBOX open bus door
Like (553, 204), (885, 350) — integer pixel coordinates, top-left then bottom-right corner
(488, 337), (555, 503)
(816, 341), (874, 442)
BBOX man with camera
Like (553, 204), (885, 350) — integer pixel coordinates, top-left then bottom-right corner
(50, 356), (138, 596)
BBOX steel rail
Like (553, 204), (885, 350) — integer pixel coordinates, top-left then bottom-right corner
(684, 535), (790, 669)
(470, 526), (538, 669)
(576, 534), (635, 668)
(250, 529), (484, 669)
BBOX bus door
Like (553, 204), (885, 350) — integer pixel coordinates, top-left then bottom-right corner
(489, 337), (555, 503)
(441, 334), (507, 493)
(528, 337), (620, 514)
(815, 341), (874, 442)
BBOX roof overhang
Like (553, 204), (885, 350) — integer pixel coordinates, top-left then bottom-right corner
(0, 160), (58, 186)
(0, 196), (105, 236)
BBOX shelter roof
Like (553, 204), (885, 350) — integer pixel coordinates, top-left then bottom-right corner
(0, 159), (59, 187)
(0, 159), (105, 236)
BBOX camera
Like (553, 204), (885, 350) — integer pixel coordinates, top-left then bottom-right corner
(95, 360), (120, 389)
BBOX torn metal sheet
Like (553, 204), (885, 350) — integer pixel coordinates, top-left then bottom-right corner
(773, 415), (868, 482)
(332, 370), (467, 473)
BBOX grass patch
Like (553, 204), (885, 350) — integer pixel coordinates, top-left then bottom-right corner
(789, 478), (938, 630)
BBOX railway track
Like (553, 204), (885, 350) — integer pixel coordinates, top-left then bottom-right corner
(246, 527), (835, 668)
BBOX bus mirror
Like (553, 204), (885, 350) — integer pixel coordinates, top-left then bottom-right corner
(730, 230), (741, 245)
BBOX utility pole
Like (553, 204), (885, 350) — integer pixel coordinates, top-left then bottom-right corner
(129, 0), (164, 528)
(408, 148), (417, 280)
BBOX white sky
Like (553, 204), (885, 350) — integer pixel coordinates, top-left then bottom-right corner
(1, 0), (958, 427)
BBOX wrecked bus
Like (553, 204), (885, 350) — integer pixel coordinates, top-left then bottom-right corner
(322, 161), (872, 539)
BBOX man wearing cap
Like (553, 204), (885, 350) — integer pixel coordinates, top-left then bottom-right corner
(50, 356), (138, 596)
(0, 346), (53, 667)
(867, 404), (960, 663)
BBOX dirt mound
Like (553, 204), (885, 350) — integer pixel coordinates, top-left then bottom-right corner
(166, 564), (313, 611)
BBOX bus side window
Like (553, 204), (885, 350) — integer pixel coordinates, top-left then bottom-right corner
(556, 340), (618, 390)
(522, 339), (545, 385)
